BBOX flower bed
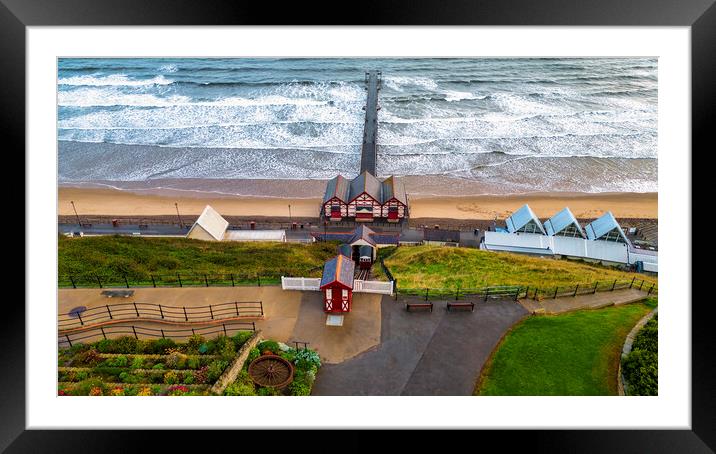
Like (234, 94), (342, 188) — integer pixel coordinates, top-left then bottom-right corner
(223, 340), (321, 396)
(58, 331), (254, 396)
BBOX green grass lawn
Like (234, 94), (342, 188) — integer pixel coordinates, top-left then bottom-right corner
(379, 245), (657, 291)
(476, 298), (658, 396)
(58, 235), (338, 283)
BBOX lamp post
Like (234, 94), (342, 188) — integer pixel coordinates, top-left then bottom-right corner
(70, 200), (81, 226)
(288, 204), (292, 225)
(175, 202), (184, 228)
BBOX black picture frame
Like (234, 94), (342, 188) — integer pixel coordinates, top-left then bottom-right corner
(4, 0), (711, 450)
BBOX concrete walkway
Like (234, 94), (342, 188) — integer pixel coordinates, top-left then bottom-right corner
(518, 288), (652, 315)
(311, 296), (528, 396)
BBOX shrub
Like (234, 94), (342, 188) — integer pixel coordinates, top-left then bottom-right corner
(632, 316), (658, 354)
(165, 350), (188, 369)
(186, 334), (205, 354)
(109, 386), (125, 396)
(94, 339), (116, 353)
(622, 350), (658, 395)
(152, 338), (177, 355)
(224, 371), (256, 396)
(75, 349), (102, 366)
(134, 340), (153, 354)
(194, 366), (209, 384)
(213, 336), (236, 360)
(114, 336), (139, 354)
(257, 386), (282, 396)
(76, 378), (106, 396)
(287, 379), (311, 396)
(183, 374), (195, 385)
(163, 371), (179, 385)
(207, 360), (229, 383)
(152, 363), (165, 370)
(244, 348), (261, 370)
(104, 355), (128, 367)
(187, 357), (200, 370)
(137, 387), (152, 396)
(166, 385), (190, 396)
(118, 372), (139, 384)
(130, 356), (144, 370)
(232, 331), (254, 349)
(257, 341), (280, 355)
(294, 349), (321, 372)
(198, 343), (210, 355)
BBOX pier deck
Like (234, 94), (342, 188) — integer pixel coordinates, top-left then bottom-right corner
(360, 70), (380, 175)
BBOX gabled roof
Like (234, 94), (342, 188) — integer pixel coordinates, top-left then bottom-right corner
(381, 176), (408, 204)
(543, 207), (585, 238)
(348, 171), (382, 202)
(584, 211), (630, 244)
(187, 205), (229, 241)
(349, 225), (377, 246)
(320, 254), (355, 289)
(505, 204), (546, 235)
(323, 175), (350, 203)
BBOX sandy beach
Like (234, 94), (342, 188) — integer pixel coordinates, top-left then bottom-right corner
(58, 185), (657, 221)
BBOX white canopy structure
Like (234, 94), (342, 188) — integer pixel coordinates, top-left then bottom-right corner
(186, 205), (229, 241)
(505, 204), (546, 235)
(543, 207), (585, 238)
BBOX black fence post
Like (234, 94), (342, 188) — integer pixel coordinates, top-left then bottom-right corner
(191, 328), (195, 336)
(554, 287), (558, 299)
(151, 275), (156, 288)
(594, 282), (599, 294)
(66, 335), (72, 348)
(252, 322), (256, 331)
(629, 277), (636, 288)
(106, 305), (112, 320)
(573, 284), (579, 297)
(209, 305), (214, 320)
(77, 312), (84, 326)
(159, 304), (164, 319)
(177, 273), (183, 288)
(132, 326), (138, 339)
(523, 286), (529, 300)
(235, 301), (239, 317)
(424, 288), (429, 301)
(257, 275), (261, 287)
(69, 275), (76, 289)
(230, 274), (235, 287)
(638, 280), (645, 291)
(484, 288), (489, 302)
(514, 288), (520, 301)
(204, 274), (209, 287)
(223, 324), (227, 336)
(183, 307), (188, 322)
(124, 274), (129, 289)
(533, 288), (539, 301)
(647, 283), (655, 296)
(100, 327), (106, 340)
(95, 274), (103, 289)
(161, 329), (165, 339)
(611, 279), (617, 291)
(133, 302), (139, 317)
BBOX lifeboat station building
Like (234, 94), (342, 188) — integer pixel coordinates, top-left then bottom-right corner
(322, 171), (408, 223)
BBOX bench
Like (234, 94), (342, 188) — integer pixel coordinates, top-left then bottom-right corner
(405, 302), (433, 312)
(138, 224), (149, 229)
(447, 301), (475, 312)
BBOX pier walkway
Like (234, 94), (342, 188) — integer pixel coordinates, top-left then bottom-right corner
(360, 70), (381, 175)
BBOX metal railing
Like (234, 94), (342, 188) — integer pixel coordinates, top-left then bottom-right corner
(59, 301), (264, 330)
(58, 272), (286, 289)
(394, 278), (657, 303)
(58, 321), (256, 348)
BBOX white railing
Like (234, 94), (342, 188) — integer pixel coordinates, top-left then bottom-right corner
(281, 276), (321, 291)
(353, 279), (394, 295)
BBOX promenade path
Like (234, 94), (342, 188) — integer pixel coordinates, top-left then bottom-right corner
(311, 296), (528, 396)
(518, 288), (652, 315)
(58, 287), (381, 364)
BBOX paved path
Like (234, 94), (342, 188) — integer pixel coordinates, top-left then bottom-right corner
(518, 288), (652, 315)
(311, 296), (528, 396)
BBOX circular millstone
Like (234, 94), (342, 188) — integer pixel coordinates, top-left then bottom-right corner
(247, 355), (294, 388)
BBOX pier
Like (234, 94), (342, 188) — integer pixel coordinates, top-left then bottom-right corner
(360, 70), (381, 175)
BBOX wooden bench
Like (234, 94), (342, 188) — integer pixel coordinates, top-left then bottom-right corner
(447, 301), (475, 312)
(405, 302), (433, 312)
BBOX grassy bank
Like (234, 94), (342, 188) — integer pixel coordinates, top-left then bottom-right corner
(379, 246), (657, 290)
(476, 298), (657, 396)
(58, 235), (337, 282)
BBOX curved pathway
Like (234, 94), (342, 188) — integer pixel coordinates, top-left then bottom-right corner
(311, 296), (528, 396)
